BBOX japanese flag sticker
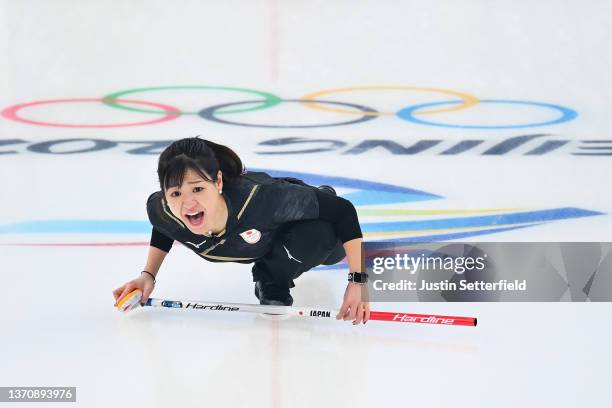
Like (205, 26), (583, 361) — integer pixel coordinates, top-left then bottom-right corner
(240, 229), (261, 244)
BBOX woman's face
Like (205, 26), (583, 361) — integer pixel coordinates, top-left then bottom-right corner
(164, 168), (225, 235)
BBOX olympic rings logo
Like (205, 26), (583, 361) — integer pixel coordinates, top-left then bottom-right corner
(0, 85), (578, 129)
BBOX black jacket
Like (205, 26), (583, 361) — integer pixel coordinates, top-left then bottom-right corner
(146, 171), (362, 263)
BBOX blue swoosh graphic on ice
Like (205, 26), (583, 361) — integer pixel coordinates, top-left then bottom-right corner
(252, 168), (442, 202)
(360, 207), (603, 233)
(0, 208), (601, 234)
(314, 224), (539, 270)
(0, 220), (151, 234)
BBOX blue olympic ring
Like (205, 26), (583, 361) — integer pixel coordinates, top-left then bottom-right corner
(396, 99), (578, 129)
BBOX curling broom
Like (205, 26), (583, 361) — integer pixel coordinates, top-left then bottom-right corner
(116, 289), (477, 327)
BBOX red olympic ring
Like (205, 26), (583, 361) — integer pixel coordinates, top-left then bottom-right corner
(1, 98), (181, 128)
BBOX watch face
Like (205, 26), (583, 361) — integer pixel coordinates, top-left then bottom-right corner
(349, 272), (368, 283)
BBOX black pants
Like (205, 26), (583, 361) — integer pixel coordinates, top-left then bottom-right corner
(251, 220), (345, 292)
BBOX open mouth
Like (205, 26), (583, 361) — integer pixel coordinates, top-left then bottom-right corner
(185, 211), (205, 227)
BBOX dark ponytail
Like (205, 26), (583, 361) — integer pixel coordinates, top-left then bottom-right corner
(157, 137), (244, 191)
(202, 140), (244, 181)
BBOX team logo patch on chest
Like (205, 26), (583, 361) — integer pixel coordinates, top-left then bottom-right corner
(239, 229), (262, 244)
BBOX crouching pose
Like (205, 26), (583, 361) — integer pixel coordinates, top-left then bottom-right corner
(113, 137), (369, 324)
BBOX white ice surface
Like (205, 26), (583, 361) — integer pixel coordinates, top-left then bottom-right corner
(1, 1), (611, 407)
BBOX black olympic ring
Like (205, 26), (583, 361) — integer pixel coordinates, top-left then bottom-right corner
(198, 99), (379, 128)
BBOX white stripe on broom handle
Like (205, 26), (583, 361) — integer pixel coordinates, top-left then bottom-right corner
(144, 298), (477, 327)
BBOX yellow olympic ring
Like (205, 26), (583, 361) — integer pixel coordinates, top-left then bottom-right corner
(300, 85), (480, 116)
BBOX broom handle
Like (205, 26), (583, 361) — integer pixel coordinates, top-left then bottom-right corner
(144, 298), (477, 327)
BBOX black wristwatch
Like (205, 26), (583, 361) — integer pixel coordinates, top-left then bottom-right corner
(348, 272), (369, 284)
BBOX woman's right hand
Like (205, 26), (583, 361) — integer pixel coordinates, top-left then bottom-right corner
(113, 273), (155, 307)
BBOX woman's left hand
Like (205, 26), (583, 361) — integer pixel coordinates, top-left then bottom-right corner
(336, 282), (370, 324)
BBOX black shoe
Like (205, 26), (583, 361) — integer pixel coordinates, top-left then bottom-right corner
(318, 185), (337, 196)
(254, 281), (293, 306)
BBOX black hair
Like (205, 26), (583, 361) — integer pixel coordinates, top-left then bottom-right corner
(157, 137), (244, 191)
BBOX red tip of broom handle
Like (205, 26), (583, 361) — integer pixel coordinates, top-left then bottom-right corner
(369, 311), (477, 327)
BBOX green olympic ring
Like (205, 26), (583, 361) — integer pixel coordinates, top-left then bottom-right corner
(102, 86), (282, 115)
